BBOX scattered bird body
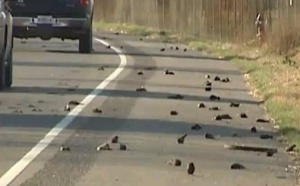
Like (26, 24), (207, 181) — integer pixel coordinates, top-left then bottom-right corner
(214, 114), (232, 120)
(231, 163), (245, 170)
(164, 69), (175, 75)
(209, 106), (219, 111)
(183, 48), (187, 52)
(205, 81), (212, 86)
(187, 162), (195, 175)
(191, 124), (202, 131)
(97, 143), (112, 151)
(13, 109), (23, 114)
(119, 143), (127, 151)
(175, 46), (179, 50)
(214, 115), (222, 121)
(168, 158), (181, 166)
(28, 104), (35, 108)
(137, 71), (144, 75)
(256, 118), (270, 123)
(111, 135), (119, 143)
(64, 104), (71, 111)
(168, 94), (183, 100)
(197, 103), (206, 108)
(260, 134), (273, 139)
(214, 76), (221, 81)
(205, 133), (215, 139)
(98, 66), (105, 71)
(69, 100), (81, 105)
(177, 133), (187, 144)
(210, 95), (220, 101)
(240, 113), (248, 118)
(170, 110), (178, 115)
(136, 86), (146, 92)
(230, 102), (240, 107)
(223, 114), (233, 119)
(286, 144), (296, 152)
(106, 45), (111, 49)
(93, 107), (102, 113)
(205, 74), (210, 79)
(205, 86), (212, 91)
(60, 146), (70, 152)
(160, 48), (165, 52)
(250, 127), (257, 133)
(221, 77), (230, 83)
(266, 150), (275, 157)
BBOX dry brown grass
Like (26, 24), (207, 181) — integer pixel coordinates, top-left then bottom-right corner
(93, 0), (270, 42)
(267, 17), (300, 55)
(226, 21), (300, 135)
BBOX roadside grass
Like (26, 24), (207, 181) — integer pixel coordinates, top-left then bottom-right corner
(93, 21), (300, 151)
(93, 21), (156, 36)
(93, 21), (196, 43)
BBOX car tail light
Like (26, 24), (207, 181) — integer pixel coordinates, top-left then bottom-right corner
(80, 0), (89, 6)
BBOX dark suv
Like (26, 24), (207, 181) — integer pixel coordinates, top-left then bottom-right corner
(8, 0), (94, 53)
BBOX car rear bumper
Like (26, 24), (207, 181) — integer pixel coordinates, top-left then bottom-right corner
(12, 17), (91, 39)
(13, 16), (90, 28)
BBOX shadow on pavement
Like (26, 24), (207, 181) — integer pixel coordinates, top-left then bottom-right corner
(45, 49), (233, 62)
(2, 86), (262, 105)
(13, 61), (243, 75)
(0, 113), (275, 142)
(47, 49), (259, 61)
(14, 77), (249, 92)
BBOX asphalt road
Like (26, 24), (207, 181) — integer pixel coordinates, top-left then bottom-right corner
(0, 32), (297, 186)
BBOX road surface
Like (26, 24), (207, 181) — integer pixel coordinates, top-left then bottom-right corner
(0, 32), (297, 186)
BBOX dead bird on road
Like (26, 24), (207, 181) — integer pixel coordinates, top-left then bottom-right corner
(177, 133), (187, 144)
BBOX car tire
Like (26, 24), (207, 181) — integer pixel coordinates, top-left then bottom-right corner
(79, 22), (93, 54)
(5, 46), (12, 88)
(0, 50), (5, 90)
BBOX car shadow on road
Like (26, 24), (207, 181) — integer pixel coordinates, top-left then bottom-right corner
(3, 86), (263, 105)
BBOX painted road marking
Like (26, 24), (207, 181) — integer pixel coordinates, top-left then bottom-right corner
(0, 38), (127, 186)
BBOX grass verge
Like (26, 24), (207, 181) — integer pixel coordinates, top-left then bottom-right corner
(94, 20), (300, 152)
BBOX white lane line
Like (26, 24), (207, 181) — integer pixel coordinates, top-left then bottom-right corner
(0, 37), (127, 186)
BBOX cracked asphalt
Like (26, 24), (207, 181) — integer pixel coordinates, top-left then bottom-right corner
(0, 32), (297, 186)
